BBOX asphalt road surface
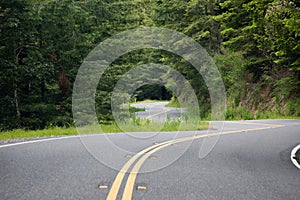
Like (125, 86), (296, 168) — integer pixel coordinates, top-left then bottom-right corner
(0, 120), (299, 200)
(131, 102), (185, 121)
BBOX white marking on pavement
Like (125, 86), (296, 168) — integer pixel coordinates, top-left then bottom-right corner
(291, 144), (300, 170)
(0, 135), (80, 149)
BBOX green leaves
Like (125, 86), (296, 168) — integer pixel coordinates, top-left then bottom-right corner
(1, 0), (299, 130)
(264, 0), (300, 71)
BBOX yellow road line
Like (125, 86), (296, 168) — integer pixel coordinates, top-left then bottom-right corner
(107, 121), (284, 200)
(225, 121), (284, 127)
(122, 142), (174, 199)
(145, 108), (171, 119)
(107, 135), (192, 199)
(121, 126), (278, 199)
(107, 140), (177, 199)
(107, 132), (202, 199)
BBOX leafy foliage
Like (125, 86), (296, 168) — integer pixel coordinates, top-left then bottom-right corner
(0, 0), (299, 131)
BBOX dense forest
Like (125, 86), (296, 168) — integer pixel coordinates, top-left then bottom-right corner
(0, 0), (299, 130)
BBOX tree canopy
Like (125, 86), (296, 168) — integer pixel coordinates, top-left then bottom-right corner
(0, 0), (299, 130)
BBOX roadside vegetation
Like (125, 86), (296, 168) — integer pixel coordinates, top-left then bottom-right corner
(165, 97), (181, 108)
(131, 99), (168, 104)
(167, 98), (300, 120)
(0, 119), (209, 140)
(0, 0), (299, 139)
(129, 105), (145, 113)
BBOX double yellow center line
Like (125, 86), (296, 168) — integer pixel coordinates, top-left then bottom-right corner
(106, 121), (284, 200)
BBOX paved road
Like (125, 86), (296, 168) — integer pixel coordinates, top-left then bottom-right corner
(131, 102), (185, 121)
(0, 120), (299, 200)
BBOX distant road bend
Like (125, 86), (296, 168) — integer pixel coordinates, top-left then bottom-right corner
(131, 101), (184, 121)
(0, 120), (300, 200)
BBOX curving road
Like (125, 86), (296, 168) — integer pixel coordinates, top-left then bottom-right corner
(131, 102), (185, 121)
(0, 120), (300, 200)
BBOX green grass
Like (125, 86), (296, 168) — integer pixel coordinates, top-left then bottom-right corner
(104, 119), (209, 132)
(131, 99), (169, 104)
(119, 103), (146, 113)
(0, 126), (77, 140)
(225, 106), (300, 120)
(129, 106), (145, 113)
(78, 119), (209, 133)
(0, 120), (209, 141)
(165, 97), (181, 108)
(2, 114), (300, 141)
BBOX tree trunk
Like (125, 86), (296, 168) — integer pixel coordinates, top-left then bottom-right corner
(209, 0), (221, 54)
(14, 49), (21, 127)
(14, 83), (21, 127)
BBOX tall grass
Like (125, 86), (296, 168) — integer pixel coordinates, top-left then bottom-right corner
(0, 119), (209, 140)
(0, 126), (77, 140)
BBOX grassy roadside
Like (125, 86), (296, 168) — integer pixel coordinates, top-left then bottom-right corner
(2, 116), (300, 141)
(165, 99), (300, 120)
(0, 120), (209, 141)
(0, 126), (78, 141)
(165, 97), (300, 120)
(129, 106), (145, 113)
(130, 99), (169, 104)
(165, 98), (181, 108)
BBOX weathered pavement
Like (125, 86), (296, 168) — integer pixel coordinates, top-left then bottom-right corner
(0, 120), (299, 200)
